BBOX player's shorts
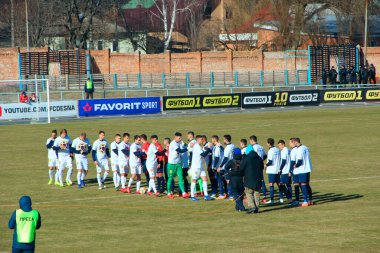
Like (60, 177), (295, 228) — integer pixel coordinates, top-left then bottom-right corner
(298, 173), (310, 184)
(110, 160), (119, 172)
(156, 161), (164, 174)
(292, 174), (300, 184)
(267, 173), (280, 184)
(146, 162), (157, 177)
(130, 164), (142, 175)
(189, 167), (206, 180)
(58, 156), (72, 170)
(76, 158), (88, 170)
(48, 157), (57, 167)
(280, 174), (291, 184)
(119, 162), (129, 174)
(96, 159), (110, 173)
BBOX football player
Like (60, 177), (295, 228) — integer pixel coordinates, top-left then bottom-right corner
(146, 135), (166, 195)
(53, 129), (72, 187)
(217, 134), (235, 199)
(71, 132), (91, 188)
(110, 134), (122, 190)
(46, 129), (58, 185)
(118, 133), (130, 193)
(189, 135), (213, 201)
(127, 135), (144, 194)
(293, 137), (313, 207)
(92, 131), (110, 190)
(277, 139), (292, 203)
(265, 138), (281, 205)
(167, 132), (190, 199)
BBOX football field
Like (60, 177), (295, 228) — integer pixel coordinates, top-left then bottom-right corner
(0, 105), (380, 253)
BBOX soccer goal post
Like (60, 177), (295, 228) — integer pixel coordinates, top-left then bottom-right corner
(0, 78), (51, 123)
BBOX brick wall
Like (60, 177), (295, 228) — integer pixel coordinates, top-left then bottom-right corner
(366, 47), (380, 71)
(0, 48), (19, 80)
(2, 47), (380, 80)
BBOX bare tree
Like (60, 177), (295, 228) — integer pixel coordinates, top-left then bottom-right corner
(54, 0), (104, 49)
(184, 0), (207, 51)
(150, 0), (198, 52)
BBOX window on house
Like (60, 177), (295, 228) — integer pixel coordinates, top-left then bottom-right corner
(97, 41), (103, 50)
(226, 9), (232, 19)
(112, 40), (118, 52)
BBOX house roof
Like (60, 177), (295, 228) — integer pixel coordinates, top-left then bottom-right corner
(121, 0), (155, 9)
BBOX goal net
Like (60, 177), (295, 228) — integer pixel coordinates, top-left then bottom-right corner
(0, 78), (51, 123)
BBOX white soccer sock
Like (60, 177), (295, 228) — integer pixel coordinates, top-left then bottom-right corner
(147, 180), (152, 192)
(203, 180), (209, 196)
(81, 171), (86, 180)
(191, 182), (196, 197)
(97, 174), (102, 187)
(128, 178), (133, 187)
(58, 168), (63, 185)
(49, 170), (53, 180)
(55, 170), (59, 182)
(103, 171), (109, 182)
(136, 181), (141, 191)
(66, 168), (73, 182)
(77, 172), (82, 185)
(121, 176), (126, 188)
(117, 174), (121, 187)
(151, 179), (157, 193)
(113, 172), (118, 187)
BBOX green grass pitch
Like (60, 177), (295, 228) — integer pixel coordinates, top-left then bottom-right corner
(0, 106), (380, 253)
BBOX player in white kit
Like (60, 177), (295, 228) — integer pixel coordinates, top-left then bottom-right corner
(146, 135), (166, 195)
(189, 135), (214, 201)
(71, 132), (91, 188)
(92, 131), (110, 190)
(53, 129), (72, 187)
(265, 138), (281, 205)
(46, 129), (58, 185)
(110, 134), (122, 190)
(118, 133), (130, 193)
(127, 135), (144, 194)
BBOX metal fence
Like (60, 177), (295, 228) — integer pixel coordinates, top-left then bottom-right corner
(20, 70), (309, 91)
(1, 83), (375, 104)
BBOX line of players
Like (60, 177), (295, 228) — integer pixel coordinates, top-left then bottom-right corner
(46, 129), (313, 206)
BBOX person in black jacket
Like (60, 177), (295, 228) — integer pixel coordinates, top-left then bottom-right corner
(360, 66), (369, 85)
(369, 64), (376, 84)
(328, 66), (338, 84)
(348, 66), (357, 85)
(240, 149), (264, 214)
(224, 148), (245, 212)
(339, 65), (348, 86)
(321, 69), (327, 88)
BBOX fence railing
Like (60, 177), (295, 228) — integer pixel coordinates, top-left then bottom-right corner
(18, 70), (309, 91)
(1, 83), (377, 104)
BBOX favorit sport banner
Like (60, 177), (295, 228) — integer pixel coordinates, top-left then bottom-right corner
(78, 97), (161, 117)
(163, 93), (241, 110)
(242, 90), (320, 108)
(0, 101), (78, 120)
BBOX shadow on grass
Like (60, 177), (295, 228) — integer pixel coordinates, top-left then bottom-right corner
(258, 191), (363, 213)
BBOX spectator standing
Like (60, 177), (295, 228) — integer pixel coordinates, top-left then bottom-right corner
(328, 66), (338, 84)
(84, 78), (94, 99)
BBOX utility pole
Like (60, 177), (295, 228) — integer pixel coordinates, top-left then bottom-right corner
(25, 0), (29, 52)
(11, 0), (15, 47)
(364, 0), (368, 66)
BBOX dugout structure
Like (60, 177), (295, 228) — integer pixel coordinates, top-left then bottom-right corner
(308, 44), (359, 84)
